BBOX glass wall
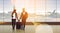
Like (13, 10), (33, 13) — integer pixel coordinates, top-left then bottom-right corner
(57, 0), (60, 22)
(4, 0), (13, 22)
(0, 0), (3, 22)
(0, 0), (60, 22)
(45, 0), (57, 22)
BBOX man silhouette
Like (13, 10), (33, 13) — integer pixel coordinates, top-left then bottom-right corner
(20, 8), (28, 30)
(11, 8), (18, 30)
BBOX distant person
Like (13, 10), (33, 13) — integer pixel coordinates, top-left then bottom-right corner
(11, 8), (18, 30)
(20, 8), (28, 30)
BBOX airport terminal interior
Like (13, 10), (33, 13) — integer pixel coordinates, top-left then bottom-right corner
(0, 0), (60, 33)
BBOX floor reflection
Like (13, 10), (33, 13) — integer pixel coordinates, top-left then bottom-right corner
(12, 29), (25, 33)
(0, 25), (25, 33)
(35, 24), (53, 33)
(0, 25), (60, 33)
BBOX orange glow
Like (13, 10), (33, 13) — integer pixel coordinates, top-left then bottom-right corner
(0, 22), (5, 24)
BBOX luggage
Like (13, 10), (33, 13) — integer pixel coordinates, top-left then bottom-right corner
(16, 22), (22, 29)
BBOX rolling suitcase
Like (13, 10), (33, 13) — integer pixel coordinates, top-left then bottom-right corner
(16, 22), (22, 29)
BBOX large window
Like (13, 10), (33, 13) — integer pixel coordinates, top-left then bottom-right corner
(0, 0), (60, 22)
(0, 0), (3, 22)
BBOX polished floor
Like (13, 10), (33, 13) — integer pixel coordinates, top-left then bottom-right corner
(0, 24), (60, 33)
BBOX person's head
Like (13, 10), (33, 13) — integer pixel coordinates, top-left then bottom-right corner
(13, 6), (16, 12)
(14, 9), (16, 12)
(22, 8), (25, 12)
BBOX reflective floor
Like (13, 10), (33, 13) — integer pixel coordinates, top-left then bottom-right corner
(0, 25), (25, 33)
(0, 24), (60, 33)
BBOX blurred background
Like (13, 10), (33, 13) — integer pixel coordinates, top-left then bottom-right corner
(0, 0), (60, 22)
(0, 0), (60, 33)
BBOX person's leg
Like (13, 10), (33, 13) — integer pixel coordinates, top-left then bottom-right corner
(22, 19), (26, 30)
(13, 19), (16, 30)
(12, 19), (16, 30)
(12, 19), (14, 30)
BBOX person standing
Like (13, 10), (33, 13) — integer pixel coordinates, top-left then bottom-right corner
(11, 8), (18, 30)
(20, 8), (28, 30)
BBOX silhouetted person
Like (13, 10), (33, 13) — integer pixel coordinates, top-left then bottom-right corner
(20, 8), (28, 30)
(11, 8), (18, 30)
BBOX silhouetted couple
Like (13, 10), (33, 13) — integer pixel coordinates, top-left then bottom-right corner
(11, 8), (28, 30)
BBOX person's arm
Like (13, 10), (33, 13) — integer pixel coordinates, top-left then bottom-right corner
(26, 12), (28, 19)
(16, 12), (18, 20)
(11, 12), (14, 17)
(27, 12), (28, 18)
(20, 13), (22, 19)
